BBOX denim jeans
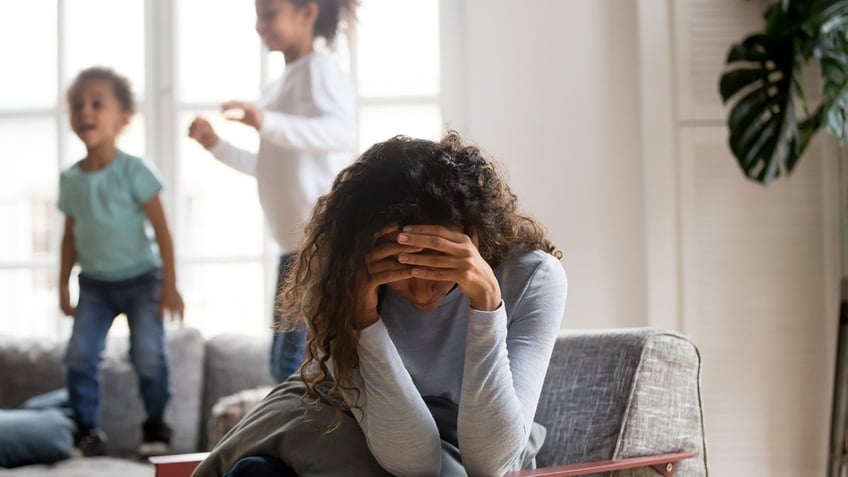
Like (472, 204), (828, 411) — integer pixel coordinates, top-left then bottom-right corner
(64, 267), (171, 430)
(269, 253), (307, 382)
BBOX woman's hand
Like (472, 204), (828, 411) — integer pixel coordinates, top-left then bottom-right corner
(221, 101), (264, 131)
(358, 226), (422, 328)
(187, 117), (220, 150)
(396, 225), (501, 311)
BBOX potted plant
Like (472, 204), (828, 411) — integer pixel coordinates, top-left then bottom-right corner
(719, 0), (848, 184)
(719, 2), (848, 476)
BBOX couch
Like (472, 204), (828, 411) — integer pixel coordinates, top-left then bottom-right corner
(0, 327), (708, 476)
(0, 326), (275, 476)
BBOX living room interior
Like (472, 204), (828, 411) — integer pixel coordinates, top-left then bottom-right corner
(0, 0), (843, 476)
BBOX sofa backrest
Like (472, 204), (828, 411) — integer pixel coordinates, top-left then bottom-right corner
(533, 328), (708, 475)
(200, 333), (275, 449)
(0, 326), (205, 456)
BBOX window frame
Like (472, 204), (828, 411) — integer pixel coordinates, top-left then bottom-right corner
(0, 0), (465, 338)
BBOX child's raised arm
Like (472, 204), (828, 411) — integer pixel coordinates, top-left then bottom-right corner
(144, 195), (185, 321)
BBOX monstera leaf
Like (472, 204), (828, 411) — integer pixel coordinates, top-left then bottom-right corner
(821, 34), (848, 143)
(719, 0), (848, 185)
(719, 34), (818, 183)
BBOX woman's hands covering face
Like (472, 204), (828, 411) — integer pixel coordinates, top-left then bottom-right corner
(396, 225), (501, 312)
(359, 225), (421, 328)
(358, 224), (502, 329)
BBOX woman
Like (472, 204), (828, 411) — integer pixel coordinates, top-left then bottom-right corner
(194, 132), (567, 477)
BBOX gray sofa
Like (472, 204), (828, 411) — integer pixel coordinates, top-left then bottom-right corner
(0, 327), (707, 476)
(0, 327), (275, 476)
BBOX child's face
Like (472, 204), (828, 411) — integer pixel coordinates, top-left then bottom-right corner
(254, 0), (315, 59)
(68, 79), (129, 150)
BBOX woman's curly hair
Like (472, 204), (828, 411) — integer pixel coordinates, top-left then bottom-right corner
(278, 131), (560, 411)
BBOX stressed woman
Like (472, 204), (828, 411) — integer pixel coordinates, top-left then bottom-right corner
(193, 132), (567, 477)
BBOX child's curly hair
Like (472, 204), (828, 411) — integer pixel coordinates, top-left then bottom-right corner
(279, 131), (560, 412)
(66, 66), (135, 114)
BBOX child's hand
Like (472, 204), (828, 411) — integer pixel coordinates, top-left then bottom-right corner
(188, 117), (220, 150)
(59, 287), (76, 317)
(221, 101), (264, 131)
(160, 287), (185, 322)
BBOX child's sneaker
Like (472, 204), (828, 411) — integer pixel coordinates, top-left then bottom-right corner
(138, 417), (172, 457)
(73, 427), (108, 457)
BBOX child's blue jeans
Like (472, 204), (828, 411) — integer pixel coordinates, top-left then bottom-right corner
(269, 253), (307, 383)
(64, 267), (171, 430)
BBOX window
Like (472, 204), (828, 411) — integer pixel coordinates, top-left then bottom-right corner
(0, 0), (456, 339)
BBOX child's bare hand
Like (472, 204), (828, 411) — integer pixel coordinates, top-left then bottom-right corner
(59, 288), (76, 317)
(221, 101), (263, 130)
(160, 287), (185, 322)
(188, 117), (219, 149)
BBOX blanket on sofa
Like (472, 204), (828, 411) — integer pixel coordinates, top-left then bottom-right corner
(193, 377), (544, 477)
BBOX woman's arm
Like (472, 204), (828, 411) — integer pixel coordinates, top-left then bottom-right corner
(458, 253), (567, 475)
(337, 226), (441, 476)
(345, 320), (443, 476)
(144, 194), (185, 321)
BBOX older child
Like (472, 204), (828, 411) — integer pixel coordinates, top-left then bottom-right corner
(193, 132), (568, 476)
(188, 0), (358, 383)
(58, 67), (184, 458)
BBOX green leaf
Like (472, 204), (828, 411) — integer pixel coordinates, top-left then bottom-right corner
(720, 34), (810, 184)
(727, 34), (771, 63)
(719, 68), (767, 102)
(822, 56), (848, 143)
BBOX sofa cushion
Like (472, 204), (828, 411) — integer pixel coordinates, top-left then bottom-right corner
(207, 385), (274, 448)
(0, 456), (153, 477)
(0, 326), (205, 456)
(0, 337), (65, 409)
(0, 407), (75, 468)
(201, 334), (275, 450)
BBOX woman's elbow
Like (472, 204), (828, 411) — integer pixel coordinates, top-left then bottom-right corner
(373, 437), (442, 477)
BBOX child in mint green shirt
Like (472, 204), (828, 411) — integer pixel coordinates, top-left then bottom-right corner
(57, 67), (184, 459)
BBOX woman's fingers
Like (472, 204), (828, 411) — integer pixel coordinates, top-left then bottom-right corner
(367, 242), (423, 264)
(368, 265), (414, 288)
(397, 252), (460, 270)
(402, 225), (469, 243)
(397, 227), (469, 256)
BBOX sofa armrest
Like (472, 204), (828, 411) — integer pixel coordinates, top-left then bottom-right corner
(506, 452), (695, 477)
(154, 451), (695, 477)
(533, 328), (707, 474)
(150, 452), (209, 477)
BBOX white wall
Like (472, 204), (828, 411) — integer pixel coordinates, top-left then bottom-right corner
(455, 1), (840, 475)
(461, 0), (646, 329)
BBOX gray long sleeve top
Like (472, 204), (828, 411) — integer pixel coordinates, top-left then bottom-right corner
(345, 249), (567, 476)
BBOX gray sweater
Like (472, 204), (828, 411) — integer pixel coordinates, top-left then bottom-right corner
(347, 249), (567, 476)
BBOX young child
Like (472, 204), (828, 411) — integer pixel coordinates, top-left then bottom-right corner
(58, 67), (185, 458)
(188, 0), (358, 383)
(192, 132), (568, 477)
